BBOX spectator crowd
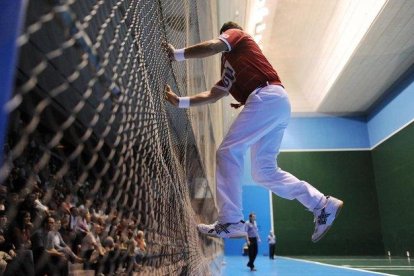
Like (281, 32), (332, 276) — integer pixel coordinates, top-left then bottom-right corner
(0, 120), (149, 275)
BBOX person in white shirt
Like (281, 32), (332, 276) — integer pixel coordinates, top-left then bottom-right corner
(267, 230), (276, 259)
(245, 213), (260, 271)
(45, 216), (82, 262)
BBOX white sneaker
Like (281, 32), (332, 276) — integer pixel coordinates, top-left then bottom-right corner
(312, 196), (343, 242)
(197, 220), (247, 238)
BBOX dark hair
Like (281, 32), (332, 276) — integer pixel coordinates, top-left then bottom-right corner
(220, 21), (243, 34)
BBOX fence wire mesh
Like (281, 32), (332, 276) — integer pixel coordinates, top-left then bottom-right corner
(0, 0), (223, 275)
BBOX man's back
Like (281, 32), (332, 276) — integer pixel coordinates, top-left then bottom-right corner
(215, 29), (282, 103)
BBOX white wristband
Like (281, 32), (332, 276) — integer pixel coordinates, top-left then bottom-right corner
(178, 97), (190, 108)
(174, 49), (185, 61)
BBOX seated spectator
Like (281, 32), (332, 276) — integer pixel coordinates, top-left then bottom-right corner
(0, 186), (7, 200)
(0, 211), (14, 275)
(135, 230), (146, 254)
(69, 206), (78, 231)
(73, 207), (90, 255)
(74, 208), (90, 234)
(33, 191), (49, 217)
(80, 222), (104, 269)
(45, 216), (82, 263)
(59, 214), (75, 247)
(21, 193), (44, 223)
(125, 230), (137, 274)
(0, 198), (6, 212)
(134, 230), (146, 267)
(0, 249), (12, 275)
(0, 210), (8, 236)
(4, 211), (34, 276)
(6, 193), (21, 219)
(60, 194), (74, 215)
(11, 211), (33, 250)
(30, 217), (48, 276)
(98, 236), (118, 275)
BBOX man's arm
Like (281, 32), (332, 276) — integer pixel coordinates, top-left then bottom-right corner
(46, 248), (65, 258)
(165, 85), (227, 107)
(167, 39), (227, 61)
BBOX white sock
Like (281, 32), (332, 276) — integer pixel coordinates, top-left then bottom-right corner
(314, 196), (328, 210)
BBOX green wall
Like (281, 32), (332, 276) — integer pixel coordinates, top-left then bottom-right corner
(372, 122), (414, 256)
(273, 151), (384, 255)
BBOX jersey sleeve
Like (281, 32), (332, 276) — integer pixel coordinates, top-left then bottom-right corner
(218, 29), (245, 52)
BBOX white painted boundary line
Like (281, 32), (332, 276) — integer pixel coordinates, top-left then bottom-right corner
(354, 266), (414, 268)
(278, 256), (397, 276)
(306, 258), (409, 261)
(269, 191), (274, 232)
(356, 268), (414, 271)
(281, 148), (370, 152)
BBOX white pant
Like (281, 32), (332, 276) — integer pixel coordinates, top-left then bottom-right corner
(216, 85), (325, 222)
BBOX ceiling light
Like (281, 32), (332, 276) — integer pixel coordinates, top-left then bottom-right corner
(255, 23), (266, 34)
(247, 0), (269, 34)
(254, 34), (262, 43)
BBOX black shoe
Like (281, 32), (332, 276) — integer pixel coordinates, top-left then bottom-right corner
(250, 267), (257, 271)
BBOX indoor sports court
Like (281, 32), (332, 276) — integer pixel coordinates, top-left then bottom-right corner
(221, 256), (413, 275)
(0, 0), (413, 275)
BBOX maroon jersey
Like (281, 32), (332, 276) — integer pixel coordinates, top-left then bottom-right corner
(214, 29), (283, 103)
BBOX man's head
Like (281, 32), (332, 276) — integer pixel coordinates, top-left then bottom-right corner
(46, 216), (56, 231)
(249, 212), (256, 222)
(220, 21), (243, 34)
(0, 211), (7, 227)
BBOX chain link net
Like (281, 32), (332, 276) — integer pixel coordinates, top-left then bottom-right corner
(0, 0), (223, 274)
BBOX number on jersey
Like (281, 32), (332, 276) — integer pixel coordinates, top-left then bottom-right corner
(222, 61), (236, 90)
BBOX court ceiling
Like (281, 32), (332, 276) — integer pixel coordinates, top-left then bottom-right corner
(217, 0), (414, 115)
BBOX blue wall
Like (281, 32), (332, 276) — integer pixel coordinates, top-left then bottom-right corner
(0, 1), (25, 161)
(367, 70), (414, 148)
(281, 116), (369, 150)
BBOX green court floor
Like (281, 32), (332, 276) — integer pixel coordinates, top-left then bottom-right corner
(221, 255), (414, 275)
